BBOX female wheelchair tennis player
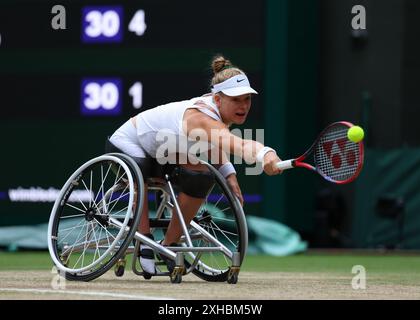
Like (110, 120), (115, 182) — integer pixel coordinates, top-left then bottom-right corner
(47, 56), (282, 284)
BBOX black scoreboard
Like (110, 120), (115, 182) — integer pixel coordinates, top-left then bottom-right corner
(0, 0), (264, 118)
(0, 0), (265, 226)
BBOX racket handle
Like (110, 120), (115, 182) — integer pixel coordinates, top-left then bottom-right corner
(275, 160), (295, 170)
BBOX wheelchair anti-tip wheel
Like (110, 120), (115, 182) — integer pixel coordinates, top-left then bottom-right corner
(48, 154), (144, 281)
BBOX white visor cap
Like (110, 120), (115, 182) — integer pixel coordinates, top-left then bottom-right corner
(211, 74), (258, 96)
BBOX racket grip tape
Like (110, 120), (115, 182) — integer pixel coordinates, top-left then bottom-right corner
(275, 160), (295, 170)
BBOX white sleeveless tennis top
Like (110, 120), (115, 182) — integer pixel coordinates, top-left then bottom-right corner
(109, 95), (221, 159)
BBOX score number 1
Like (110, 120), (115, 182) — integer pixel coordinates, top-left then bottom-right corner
(81, 78), (143, 116)
(82, 6), (147, 43)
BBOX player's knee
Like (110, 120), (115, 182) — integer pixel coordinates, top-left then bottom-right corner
(172, 166), (214, 198)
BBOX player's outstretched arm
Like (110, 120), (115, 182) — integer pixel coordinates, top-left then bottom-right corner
(184, 110), (283, 175)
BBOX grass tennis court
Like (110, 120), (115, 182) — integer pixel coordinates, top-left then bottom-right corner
(1, 250), (420, 299)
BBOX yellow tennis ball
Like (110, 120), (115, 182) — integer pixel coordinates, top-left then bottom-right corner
(347, 125), (364, 143)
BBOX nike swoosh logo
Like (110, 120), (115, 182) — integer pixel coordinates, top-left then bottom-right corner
(237, 79), (246, 83)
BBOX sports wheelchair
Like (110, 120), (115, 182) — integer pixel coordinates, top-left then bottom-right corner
(47, 141), (247, 284)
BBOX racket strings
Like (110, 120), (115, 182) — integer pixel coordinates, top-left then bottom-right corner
(314, 125), (361, 182)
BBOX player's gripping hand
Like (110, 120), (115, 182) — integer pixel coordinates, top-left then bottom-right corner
(263, 152), (283, 176)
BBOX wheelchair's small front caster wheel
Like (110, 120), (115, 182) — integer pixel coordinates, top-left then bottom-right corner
(115, 266), (125, 277)
(227, 273), (238, 284)
(143, 272), (152, 280)
(227, 266), (240, 284)
(170, 273), (182, 284)
(114, 259), (126, 277)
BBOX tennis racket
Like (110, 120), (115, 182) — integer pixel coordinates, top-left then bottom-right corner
(275, 121), (364, 184)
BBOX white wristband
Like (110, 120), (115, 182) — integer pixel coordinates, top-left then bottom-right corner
(256, 146), (276, 164)
(218, 162), (236, 178)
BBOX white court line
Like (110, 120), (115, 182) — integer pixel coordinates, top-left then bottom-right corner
(0, 288), (175, 300)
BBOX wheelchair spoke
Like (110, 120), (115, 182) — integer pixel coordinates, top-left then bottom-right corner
(110, 205), (129, 217)
(209, 220), (238, 237)
(208, 226), (224, 272)
(81, 223), (99, 268)
(213, 194), (225, 208)
(80, 172), (95, 209)
(109, 165), (123, 207)
(91, 225), (102, 265)
(93, 163), (113, 207)
(60, 213), (85, 220)
(70, 223), (94, 255)
(89, 170), (93, 207)
(97, 228), (103, 257)
(211, 215), (235, 223)
(101, 223), (118, 242)
(110, 165), (121, 199)
(108, 184), (129, 213)
(57, 218), (85, 244)
(90, 222), (100, 262)
(107, 192), (129, 211)
(80, 236), (87, 268)
(81, 178), (101, 213)
(104, 171), (126, 204)
(63, 219), (89, 256)
(94, 223), (113, 257)
(105, 227), (111, 248)
(100, 165), (105, 207)
(209, 220), (237, 248)
(73, 223), (93, 269)
(219, 206), (231, 213)
(72, 191), (89, 211)
(65, 203), (86, 214)
(92, 224), (108, 266)
(81, 178), (92, 205)
(58, 222), (84, 238)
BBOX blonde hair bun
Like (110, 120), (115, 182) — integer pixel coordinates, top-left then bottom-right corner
(211, 55), (233, 74)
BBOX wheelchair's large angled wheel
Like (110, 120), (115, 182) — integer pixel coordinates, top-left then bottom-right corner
(48, 153), (143, 281)
(183, 162), (248, 282)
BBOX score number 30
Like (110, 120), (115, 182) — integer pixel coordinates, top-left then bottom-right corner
(82, 6), (146, 42)
(81, 79), (143, 116)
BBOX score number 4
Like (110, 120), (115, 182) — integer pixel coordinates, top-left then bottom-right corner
(82, 6), (146, 42)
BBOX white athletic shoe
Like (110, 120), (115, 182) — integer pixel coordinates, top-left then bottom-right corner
(139, 234), (156, 275)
